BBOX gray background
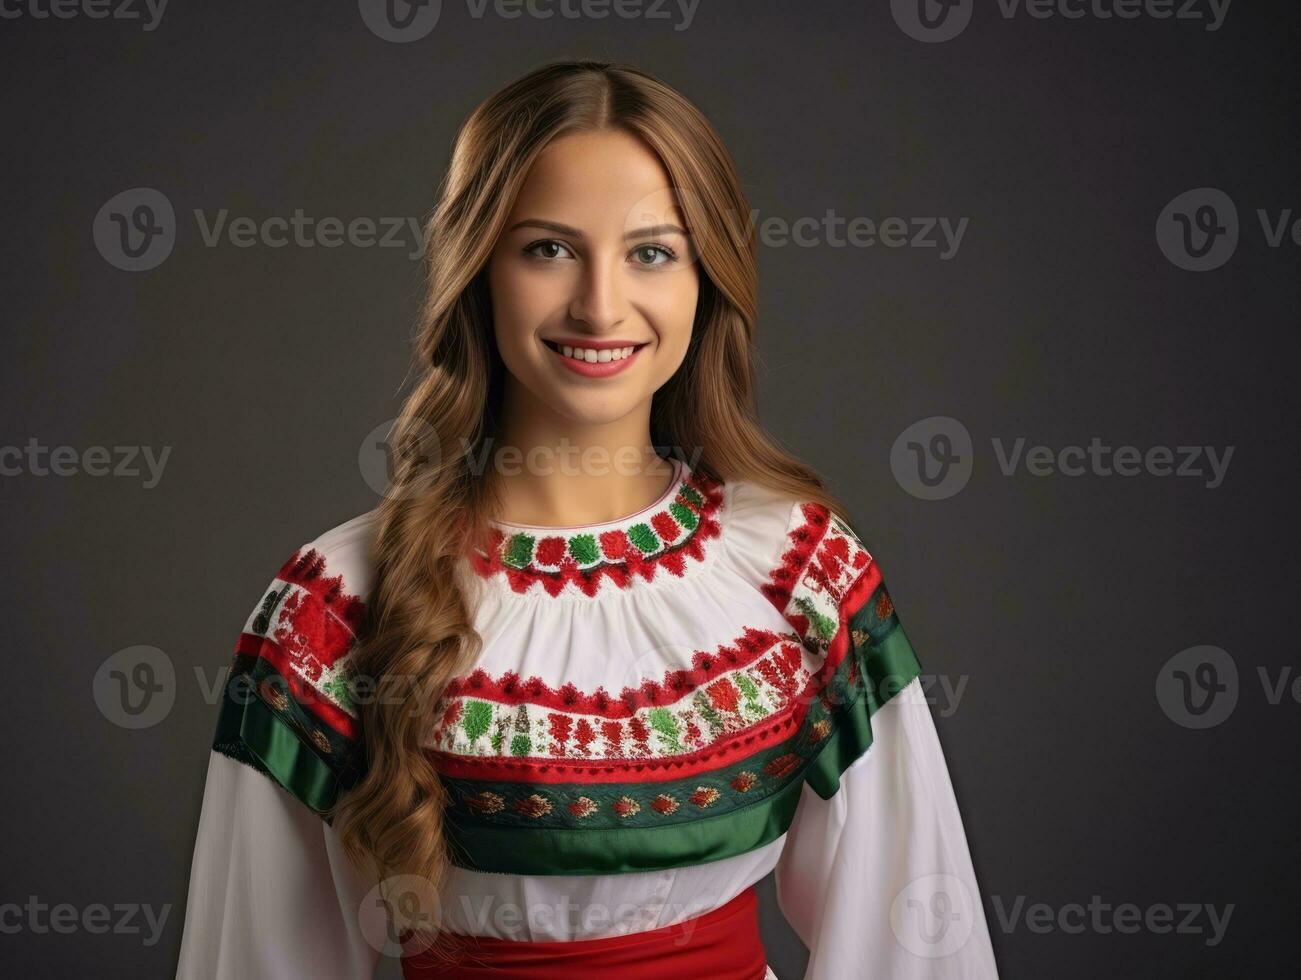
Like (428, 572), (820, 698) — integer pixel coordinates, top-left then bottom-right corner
(2, 1), (1297, 977)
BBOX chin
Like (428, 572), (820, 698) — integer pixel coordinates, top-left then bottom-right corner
(555, 398), (640, 428)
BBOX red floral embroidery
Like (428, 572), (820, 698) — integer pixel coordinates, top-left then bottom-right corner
(600, 529), (630, 559)
(535, 536), (567, 565)
(763, 753), (801, 779)
(601, 720), (622, 753)
(547, 713), (572, 752)
(876, 591), (894, 619)
(441, 700), (463, 729)
(651, 794), (680, 815)
(706, 677), (741, 713)
(277, 548), (367, 632)
(574, 719), (596, 755)
(650, 511), (681, 543)
(268, 548), (366, 682)
(515, 794), (552, 818)
(731, 771), (758, 792)
(569, 797), (598, 818)
(689, 787), (720, 807)
(760, 503), (830, 612)
(628, 716), (651, 754)
(441, 627), (792, 719)
(469, 470), (724, 598)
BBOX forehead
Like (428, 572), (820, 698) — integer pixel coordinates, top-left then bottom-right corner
(508, 129), (682, 229)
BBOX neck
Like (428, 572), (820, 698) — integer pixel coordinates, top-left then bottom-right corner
(488, 390), (671, 528)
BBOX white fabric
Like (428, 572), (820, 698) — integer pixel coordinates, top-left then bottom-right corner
(175, 465), (999, 978)
(775, 677), (999, 979)
(175, 752), (382, 980)
(438, 835), (784, 940)
(176, 675), (996, 978)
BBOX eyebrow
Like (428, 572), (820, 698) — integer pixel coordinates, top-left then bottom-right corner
(506, 218), (689, 240)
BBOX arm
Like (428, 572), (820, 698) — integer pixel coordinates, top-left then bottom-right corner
(775, 674), (998, 979)
(175, 751), (383, 980)
(175, 545), (383, 979)
(770, 512), (998, 978)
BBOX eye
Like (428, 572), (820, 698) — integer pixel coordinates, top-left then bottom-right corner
(524, 239), (575, 261)
(630, 243), (677, 267)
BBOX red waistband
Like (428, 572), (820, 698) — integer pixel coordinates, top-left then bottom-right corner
(401, 884), (768, 979)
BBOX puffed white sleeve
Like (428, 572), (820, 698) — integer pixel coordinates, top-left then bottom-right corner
(175, 548), (385, 980)
(772, 517), (999, 979)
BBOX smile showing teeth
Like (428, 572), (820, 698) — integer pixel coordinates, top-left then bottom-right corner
(545, 340), (644, 363)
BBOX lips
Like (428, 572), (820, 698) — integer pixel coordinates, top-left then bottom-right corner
(542, 338), (649, 378)
(541, 339), (650, 354)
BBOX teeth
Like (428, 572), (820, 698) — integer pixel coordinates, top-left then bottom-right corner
(558, 344), (638, 362)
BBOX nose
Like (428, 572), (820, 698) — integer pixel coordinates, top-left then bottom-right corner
(567, 258), (629, 331)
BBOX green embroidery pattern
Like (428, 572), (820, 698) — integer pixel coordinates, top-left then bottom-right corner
(438, 585), (909, 835)
(499, 483), (707, 572)
(430, 633), (804, 763)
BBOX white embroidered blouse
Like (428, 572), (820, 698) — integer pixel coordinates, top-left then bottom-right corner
(174, 456), (999, 978)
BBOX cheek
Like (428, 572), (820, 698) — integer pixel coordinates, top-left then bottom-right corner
(643, 272), (699, 348)
(490, 259), (572, 339)
(488, 260), (537, 352)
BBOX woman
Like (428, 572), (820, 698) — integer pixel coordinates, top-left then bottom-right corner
(175, 60), (999, 979)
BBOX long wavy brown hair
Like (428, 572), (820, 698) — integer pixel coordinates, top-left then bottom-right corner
(334, 59), (853, 942)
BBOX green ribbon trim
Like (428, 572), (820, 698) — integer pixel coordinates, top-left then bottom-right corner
(444, 769), (807, 875)
(241, 694), (341, 815)
(804, 623), (921, 800)
(443, 603), (923, 875)
(211, 666), (360, 820)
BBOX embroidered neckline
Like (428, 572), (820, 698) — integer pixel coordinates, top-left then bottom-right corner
(469, 457), (724, 598)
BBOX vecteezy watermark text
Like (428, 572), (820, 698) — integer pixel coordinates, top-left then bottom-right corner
(357, 0), (701, 42)
(892, 0), (1233, 43)
(192, 209), (428, 259)
(990, 437), (1233, 489)
(1, 439), (171, 488)
(734, 209), (969, 259)
(0, 897), (171, 947)
(989, 894), (1233, 947)
(98, 190), (972, 271)
(890, 417), (1233, 500)
(93, 189), (432, 271)
(0, 0), (170, 31)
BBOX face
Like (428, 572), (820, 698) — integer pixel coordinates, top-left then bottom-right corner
(487, 128), (699, 428)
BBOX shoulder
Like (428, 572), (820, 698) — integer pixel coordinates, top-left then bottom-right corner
(276, 507), (382, 605)
(723, 477), (885, 649)
(214, 508), (380, 815)
(238, 507), (382, 667)
(724, 477), (877, 588)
